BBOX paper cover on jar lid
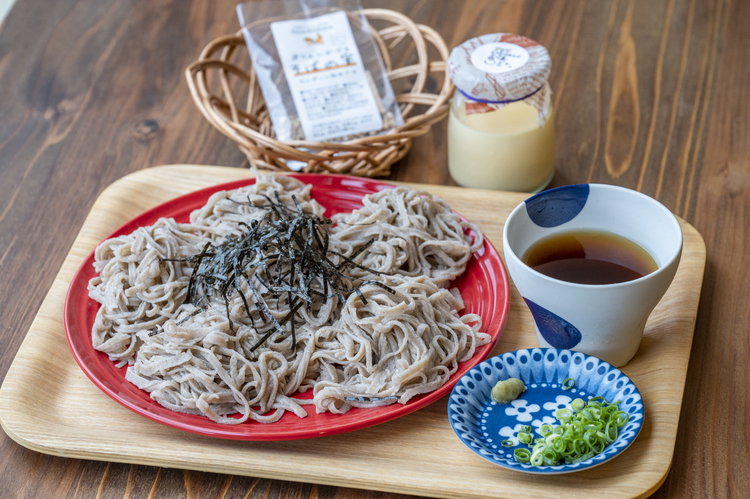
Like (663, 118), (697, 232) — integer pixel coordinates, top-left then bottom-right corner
(447, 33), (552, 124)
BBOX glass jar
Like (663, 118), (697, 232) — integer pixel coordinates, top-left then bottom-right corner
(446, 34), (555, 192)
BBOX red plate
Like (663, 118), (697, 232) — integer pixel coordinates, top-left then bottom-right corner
(64, 174), (510, 440)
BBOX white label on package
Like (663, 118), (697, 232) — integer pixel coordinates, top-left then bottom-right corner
(270, 11), (383, 142)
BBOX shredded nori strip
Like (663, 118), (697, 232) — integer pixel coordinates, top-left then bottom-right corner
(159, 192), (393, 352)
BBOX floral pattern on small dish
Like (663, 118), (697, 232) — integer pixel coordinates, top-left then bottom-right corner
(448, 348), (644, 474)
(503, 399), (540, 422)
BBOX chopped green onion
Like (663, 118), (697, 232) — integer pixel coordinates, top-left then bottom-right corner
(514, 448), (531, 463)
(511, 395), (627, 467)
(565, 450), (595, 464)
(614, 411), (629, 427)
(551, 436), (566, 454)
(539, 424), (554, 436)
(555, 408), (573, 422)
(542, 446), (558, 465)
(571, 398), (586, 412)
(501, 439), (514, 447)
(581, 408), (597, 421)
(544, 433), (561, 446)
(530, 449), (544, 466)
(562, 378), (575, 390)
(517, 432), (533, 445)
(604, 421), (618, 442)
(573, 438), (587, 455)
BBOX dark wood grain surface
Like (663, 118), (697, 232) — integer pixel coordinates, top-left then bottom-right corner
(0, 0), (747, 497)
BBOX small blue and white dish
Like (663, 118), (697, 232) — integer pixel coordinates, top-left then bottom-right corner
(448, 348), (644, 474)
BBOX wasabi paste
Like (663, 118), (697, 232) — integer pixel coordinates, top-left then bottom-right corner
(490, 378), (526, 404)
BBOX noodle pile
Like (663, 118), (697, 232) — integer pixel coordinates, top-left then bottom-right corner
(330, 186), (483, 286)
(88, 173), (489, 423)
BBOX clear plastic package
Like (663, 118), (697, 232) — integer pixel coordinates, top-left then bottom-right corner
(237, 0), (403, 143)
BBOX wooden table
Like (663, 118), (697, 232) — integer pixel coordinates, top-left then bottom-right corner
(0, 0), (746, 497)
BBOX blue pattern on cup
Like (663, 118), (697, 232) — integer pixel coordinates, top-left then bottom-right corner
(524, 298), (582, 349)
(524, 184), (589, 227)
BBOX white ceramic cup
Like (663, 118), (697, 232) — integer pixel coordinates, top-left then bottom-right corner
(502, 184), (683, 367)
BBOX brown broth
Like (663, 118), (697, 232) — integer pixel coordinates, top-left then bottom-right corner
(523, 230), (658, 285)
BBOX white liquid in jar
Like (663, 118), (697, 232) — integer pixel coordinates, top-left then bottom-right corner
(447, 100), (555, 192)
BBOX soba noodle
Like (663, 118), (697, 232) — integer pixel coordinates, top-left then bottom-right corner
(312, 275), (487, 414)
(331, 186), (484, 286)
(88, 173), (488, 423)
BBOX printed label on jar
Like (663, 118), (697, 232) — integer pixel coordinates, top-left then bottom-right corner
(470, 42), (530, 74)
(270, 11), (383, 142)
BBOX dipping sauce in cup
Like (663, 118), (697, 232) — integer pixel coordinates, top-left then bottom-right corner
(502, 184), (683, 367)
(523, 230), (658, 285)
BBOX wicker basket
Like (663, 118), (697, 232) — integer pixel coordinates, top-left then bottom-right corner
(186, 8), (453, 177)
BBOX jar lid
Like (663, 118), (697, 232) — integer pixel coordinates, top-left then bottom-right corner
(447, 33), (551, 104)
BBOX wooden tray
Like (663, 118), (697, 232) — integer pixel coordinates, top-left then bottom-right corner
(0, 165), (706, 499)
